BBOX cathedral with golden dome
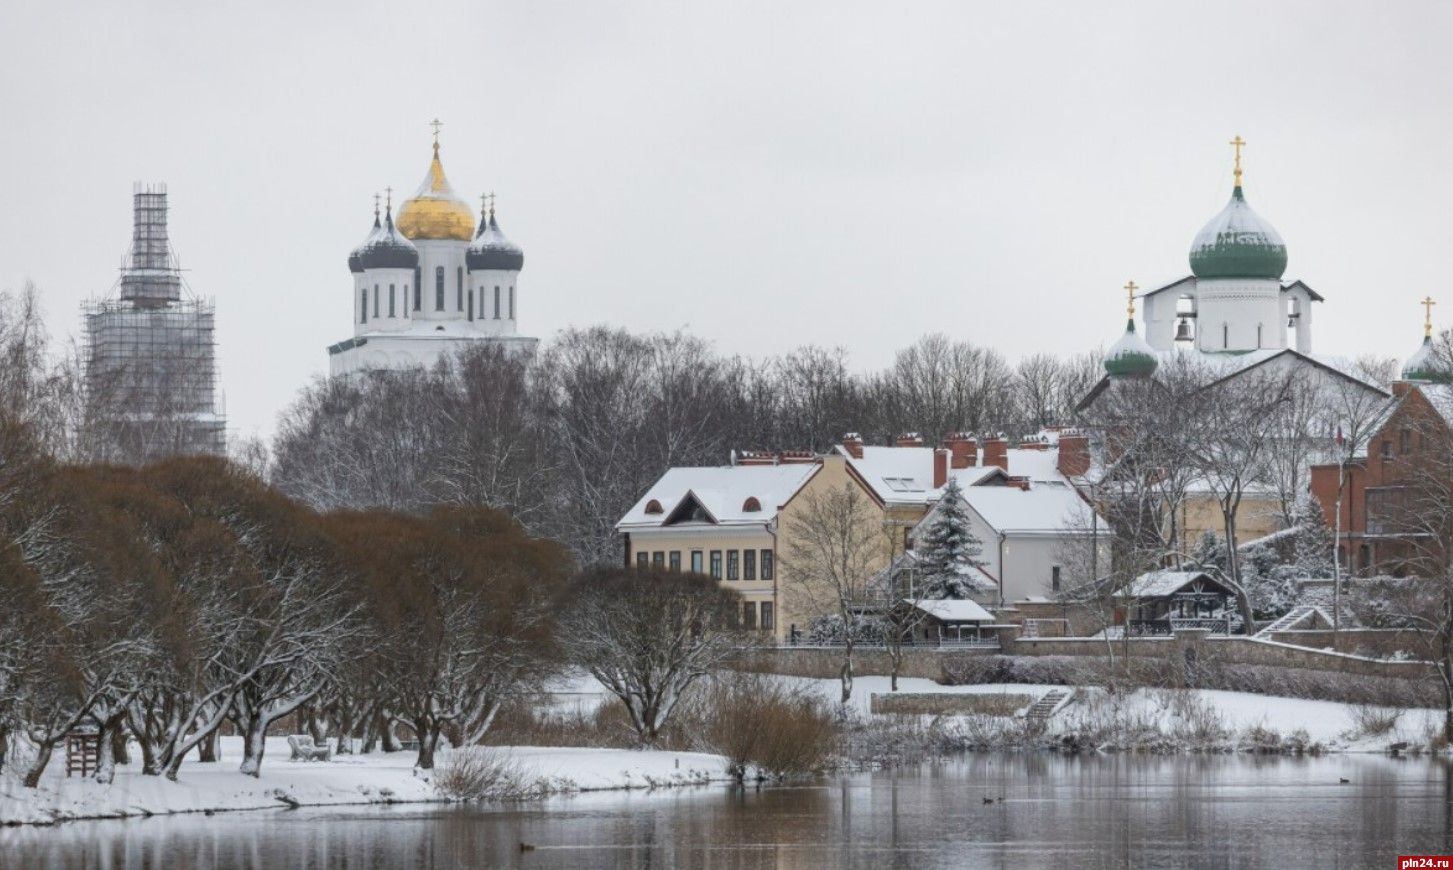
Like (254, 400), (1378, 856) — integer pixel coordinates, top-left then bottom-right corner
(327, 124), (537, 376)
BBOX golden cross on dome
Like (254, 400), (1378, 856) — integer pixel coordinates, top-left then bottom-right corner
(373, 192), (380, 218)
(1423, 295), (1437, 338)
(385, 186), (393, 210)
(1230, 135), (1246, 187)
(1124, 280), (1138, 318)
(430, 118), (443, 150)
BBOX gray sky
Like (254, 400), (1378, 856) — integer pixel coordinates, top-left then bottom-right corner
(3, 1), (1450, 441)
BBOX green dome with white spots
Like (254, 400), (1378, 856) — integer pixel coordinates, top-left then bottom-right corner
(1189, 186), (1288, 281)
(1105, 320), (1158, 379)
(1402, 335), (1443, 383)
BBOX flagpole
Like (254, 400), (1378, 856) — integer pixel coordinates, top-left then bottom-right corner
(1332, 424), (1344, 635)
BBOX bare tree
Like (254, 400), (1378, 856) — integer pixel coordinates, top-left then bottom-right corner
(781, 481), (885, 703)
(561, 567), (744, 746)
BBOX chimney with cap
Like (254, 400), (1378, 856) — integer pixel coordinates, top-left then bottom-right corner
(842, 432), (864, 459)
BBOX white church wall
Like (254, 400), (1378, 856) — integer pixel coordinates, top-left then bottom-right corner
(1195, 278), (1284, 352)
(413, 239), (469, 322)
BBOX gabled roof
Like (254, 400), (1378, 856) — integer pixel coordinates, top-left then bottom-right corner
(1139, 275), (1196, 300)
(911, 598), (995, 623)
(839, 443), (1077, 505)
(616, 464), (819, 530)
(914, 481), (1102, 536)
(1120, 570), (1232, 599)
(1281, 279), (1325, 302)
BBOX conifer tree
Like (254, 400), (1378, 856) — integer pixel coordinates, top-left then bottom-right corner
(915, 477), (983, 599)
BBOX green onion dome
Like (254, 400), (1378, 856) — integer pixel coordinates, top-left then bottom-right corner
(1189, 186), (1288, 281)
(1402, 335), (1443, 383)
(1105, 320), (1158, 379)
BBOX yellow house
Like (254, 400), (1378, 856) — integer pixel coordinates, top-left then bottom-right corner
(617, 432), (1104, 641)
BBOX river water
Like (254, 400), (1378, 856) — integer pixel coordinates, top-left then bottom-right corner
(3, 754), (1449, 869)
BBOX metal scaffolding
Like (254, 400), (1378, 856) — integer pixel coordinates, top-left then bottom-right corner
(82, 183), (225, 463)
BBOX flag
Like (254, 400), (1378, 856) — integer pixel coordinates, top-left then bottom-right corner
(1335, 425), (1344, 447)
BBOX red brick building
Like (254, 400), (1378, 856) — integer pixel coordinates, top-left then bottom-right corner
(1309, 381), (1453, 576)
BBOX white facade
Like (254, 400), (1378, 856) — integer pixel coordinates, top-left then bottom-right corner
(1141, 276), (1317, 355)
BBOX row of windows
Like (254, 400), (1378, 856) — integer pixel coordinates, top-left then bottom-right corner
(360, 284), (411, 324)
(635, 549), (774, 582)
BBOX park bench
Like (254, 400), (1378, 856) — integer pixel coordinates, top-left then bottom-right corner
(287, 734), (332, 762)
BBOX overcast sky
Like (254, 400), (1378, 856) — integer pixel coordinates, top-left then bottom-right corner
(3, 1), (1451, 441)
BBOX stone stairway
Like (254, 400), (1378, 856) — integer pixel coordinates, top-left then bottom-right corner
(1256, 605), (1319, 637)
(1023, 689), (1073, 722)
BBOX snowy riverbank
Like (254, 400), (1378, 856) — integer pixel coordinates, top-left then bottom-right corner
(3, 677), (1441, 826)
(0, 737), (730, 826)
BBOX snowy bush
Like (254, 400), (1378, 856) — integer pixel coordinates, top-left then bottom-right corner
(804, 614), (889, 645)
(434, 747), (544, 801)
(1347, 703), (1403, 737)
(693, 672), (835, 781)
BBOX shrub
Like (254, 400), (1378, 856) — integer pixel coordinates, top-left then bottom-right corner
(434, 747), (543, 801)
(693, 672), (836, 780)
(1348, 703), (1403, 737)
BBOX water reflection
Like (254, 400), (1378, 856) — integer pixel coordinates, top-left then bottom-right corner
(2, 755), (1448, 870)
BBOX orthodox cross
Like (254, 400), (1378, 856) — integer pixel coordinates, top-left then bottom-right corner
(373, 192), (380, 218)
(1230, 135), (1246, 187)
(385, 186), (393, 211)
(430, 118), (443, 147)
(1423, 295), (1437, 338)
(1124, 280), (1138, 318)
(487, 191), (496, 217)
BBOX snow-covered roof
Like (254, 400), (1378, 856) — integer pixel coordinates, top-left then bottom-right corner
(616, 464), (818, 530)
(875, 550), (998, 592)
(1121, 570), (1226, 598)
(841, 443), (1077, 506)
(911, 598), (995, 623)
(958, 485), (1099, 534)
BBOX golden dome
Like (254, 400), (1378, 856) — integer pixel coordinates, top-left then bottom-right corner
(395, 143), (476, 242)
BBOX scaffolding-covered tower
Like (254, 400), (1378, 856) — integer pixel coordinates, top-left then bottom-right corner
(82, 184), (225, 463)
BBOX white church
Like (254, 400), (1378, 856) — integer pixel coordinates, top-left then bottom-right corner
(1089, 139), (1384, 399)
(328, 127), (538, 375)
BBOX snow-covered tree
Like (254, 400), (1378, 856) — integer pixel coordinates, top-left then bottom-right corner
(915, 478), (983, 599)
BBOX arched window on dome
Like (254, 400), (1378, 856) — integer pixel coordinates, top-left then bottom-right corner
(435, 267), (445, 311)
(645, 499), (664, 515)
(742, 497), (762, 513)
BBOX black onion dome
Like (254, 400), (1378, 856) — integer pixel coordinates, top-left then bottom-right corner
(348, 213), (381, 274)
(467, 213), (525, 272)
(358, 207), (419, 271)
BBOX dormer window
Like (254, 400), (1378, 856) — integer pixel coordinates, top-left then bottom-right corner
(645, 499), (664, 515)
(742, 497), (762, 512)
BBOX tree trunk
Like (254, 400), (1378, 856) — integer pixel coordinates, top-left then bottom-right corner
(380, 714), (402, 753)
(415, 721), (440, 770)
(198, 729), (220, 763)
(22, 740), (55, 789)
(94, 710), (129, 785)
(0, 725), (8, 776)
(238, 711), (269, 778)
(840, 639), (855, 704)
(110, 723), (130, 767)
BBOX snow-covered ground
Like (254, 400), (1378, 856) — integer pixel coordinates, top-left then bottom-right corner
(0, 736), (729, 826)
(2, 674), (1439, 826)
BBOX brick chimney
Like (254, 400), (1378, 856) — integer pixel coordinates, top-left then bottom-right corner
(1019, 434), (1050, 451)
(1057, 430), (1091, 478)
(778, 450), (816, 465)
(1008, 476), (1031, 491)
(842, 432), (864, 459)
(933, 448), (949, 489)
(943, 432), (977, 469)
(982, 436), (1008, 471)
(896, 432), (924, 448)
(1392, 381), (1414, 397)
(736, 450), (775, 466)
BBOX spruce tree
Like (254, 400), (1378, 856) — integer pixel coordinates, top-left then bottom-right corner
(915, 477), (984, 599)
